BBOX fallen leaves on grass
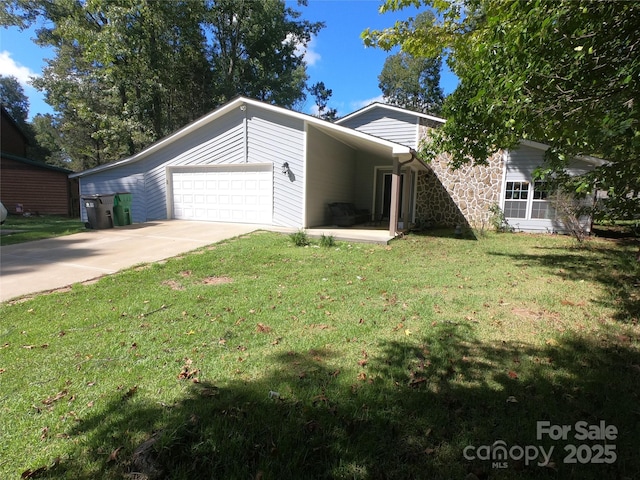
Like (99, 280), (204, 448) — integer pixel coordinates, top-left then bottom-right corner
(108, 446), (123, 462)
(22, 344), (49, 350)
(409, 376), (427, 387)
(161, 280), (184, 291)
(561, 299), (586, 307)
(21, 466), (47, 479)
(177, 359), (199, 382)
(42, 390), (67, 405)
(312, 392), (330, 406)
(256, 323), (272, 333)
(21, 458), (60, 478)
(122, 386), (138, 400)
(308, 323), (331, 330)
(511, 308), (541, 320)
(202, 276), (233, 285)
(358, 350), (368, 367)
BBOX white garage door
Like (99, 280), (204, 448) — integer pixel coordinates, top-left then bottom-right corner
(171, 165), (273, 224)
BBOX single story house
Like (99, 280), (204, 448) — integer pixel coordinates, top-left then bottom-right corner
(1, 107), (78, 216)
(71, 97), (604, 235)
(70, 96), (422, 236)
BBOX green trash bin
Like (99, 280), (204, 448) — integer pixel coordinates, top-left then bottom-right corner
(113, 192), (133, 226)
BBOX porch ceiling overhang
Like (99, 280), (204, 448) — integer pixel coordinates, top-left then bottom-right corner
(308, 123), (413, 162)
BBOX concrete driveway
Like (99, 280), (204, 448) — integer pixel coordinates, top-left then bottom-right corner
(0, 221), (263, 302)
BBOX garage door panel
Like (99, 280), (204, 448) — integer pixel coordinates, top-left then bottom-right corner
(172, 168), (272, 224)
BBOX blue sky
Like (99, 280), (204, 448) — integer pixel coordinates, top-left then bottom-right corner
(0, 0), (458, 120)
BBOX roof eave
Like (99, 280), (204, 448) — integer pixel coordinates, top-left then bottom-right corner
(73, 97), (415, 178)
(336, 102), (446, 125)
(71, 97), (249, 178)
(519, 140), (608, 166)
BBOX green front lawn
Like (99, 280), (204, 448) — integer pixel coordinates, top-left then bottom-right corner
(0, 215), (85, 246)
(1, 230), (638, 479)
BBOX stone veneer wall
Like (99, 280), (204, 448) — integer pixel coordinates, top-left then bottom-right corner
(415, 124), (505, 228)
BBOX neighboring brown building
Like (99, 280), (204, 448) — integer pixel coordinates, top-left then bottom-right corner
(0, 107), (78, 216)
(1, 106), (28, 157)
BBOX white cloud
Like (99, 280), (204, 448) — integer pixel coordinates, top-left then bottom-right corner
(303, 36), (321, 67)
(308, 103), (321, 116)
(286, 34), (321, 67)
(350, 95), (384, 111)
(0, 50), (39, 86)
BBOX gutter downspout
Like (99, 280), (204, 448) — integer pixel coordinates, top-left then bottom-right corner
(241, 104), (248, 163)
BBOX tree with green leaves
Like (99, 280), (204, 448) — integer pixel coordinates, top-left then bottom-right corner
(208, 0), (321, 108)
(308, 81), (337, 121)
(0, 75), (29, 125)
(1, 0), (323, 169)
(379, 50), (443, 114)
(377, 12), (443, 114)
(363, 0), (639, 224)
(30, 114), (70, 168)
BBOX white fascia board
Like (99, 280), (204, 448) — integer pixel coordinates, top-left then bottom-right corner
(518, 139), (608, 167)
(71, 97), (248, 178)
(519, 139), (550, 151)
(575, 154), (608, 167)
(393, 148), (413, 161)
(336, 102), (446, 125)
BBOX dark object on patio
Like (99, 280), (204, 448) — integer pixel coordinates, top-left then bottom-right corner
(329, 202), (370, 227)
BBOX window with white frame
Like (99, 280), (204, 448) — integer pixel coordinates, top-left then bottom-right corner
(503, 181), (529, 218)
(531, 181), (555, 219)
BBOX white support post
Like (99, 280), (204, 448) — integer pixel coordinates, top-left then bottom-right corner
(389, 157), (401, 236)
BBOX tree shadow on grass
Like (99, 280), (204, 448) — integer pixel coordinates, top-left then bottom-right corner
(42, 322), (639, 480)
(488, 241), (640, 323)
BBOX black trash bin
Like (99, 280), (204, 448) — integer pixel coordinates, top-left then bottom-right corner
(82, 194), (115, 229)
(113, 192), (133, 226)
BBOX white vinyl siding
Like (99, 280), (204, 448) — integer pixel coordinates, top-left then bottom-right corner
(338, 108), (419, 148)
(79, 173), (146, 223)
(305, 125), (357, 226)
(246, 107), (305, 228)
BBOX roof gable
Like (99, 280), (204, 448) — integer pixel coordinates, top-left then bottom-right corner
(336, 103), (445, 126)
